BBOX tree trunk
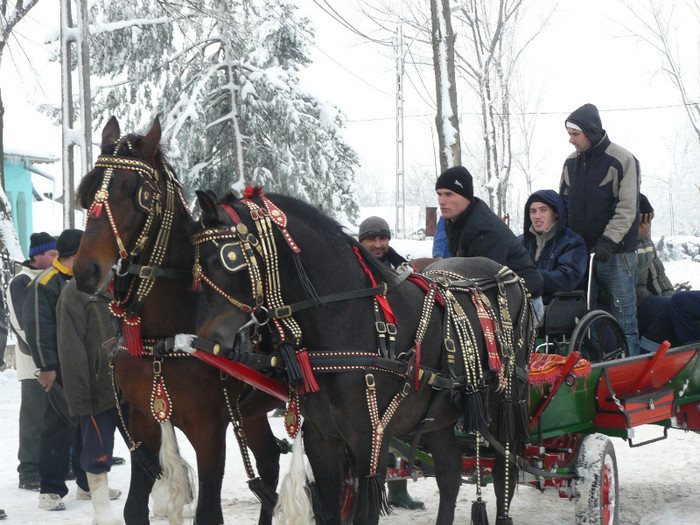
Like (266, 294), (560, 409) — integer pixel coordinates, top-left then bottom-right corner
(430, 0), (461, 173)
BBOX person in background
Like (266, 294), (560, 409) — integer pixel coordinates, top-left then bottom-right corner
(57, 278), (122, 523)
(656, 235), (666, 261)
(23, 229), (89, 511)
(436, 165), (544, 320)
(432, 216), (451, 259)
(520, 190), (588, 305)
(6, 232), (58, 492)
(560, 103), (640, 355)
(636, 194), (700, 351)
(358, 215), (424, 510)
(358, 216), (409, 271)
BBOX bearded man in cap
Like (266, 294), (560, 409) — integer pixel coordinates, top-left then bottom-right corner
(436, 166), (544, 319)
(23, 229), (90, 511)
(560, 103), (640, 355)
(5, 232), (58, 492)
(358, 216), (409, 271)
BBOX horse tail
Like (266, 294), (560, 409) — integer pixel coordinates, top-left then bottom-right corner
(157, 421), (197, 525)
(274, 432), (313, 525)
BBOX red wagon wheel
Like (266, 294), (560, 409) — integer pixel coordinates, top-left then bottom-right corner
(575, 433), (619, 525)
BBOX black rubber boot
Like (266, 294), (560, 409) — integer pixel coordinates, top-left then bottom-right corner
(387, 479), (424, 510)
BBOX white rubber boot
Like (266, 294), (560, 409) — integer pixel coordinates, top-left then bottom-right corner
(87, 472), (121, 525)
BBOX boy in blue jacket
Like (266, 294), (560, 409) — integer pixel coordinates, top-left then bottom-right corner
(520, 190), (588, 304)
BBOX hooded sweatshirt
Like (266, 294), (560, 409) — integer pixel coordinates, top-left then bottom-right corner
(520, 190), (588, 303)
(559, 103), (640, 254)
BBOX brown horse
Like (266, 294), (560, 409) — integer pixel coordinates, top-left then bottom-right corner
(73, 117), (282, 525)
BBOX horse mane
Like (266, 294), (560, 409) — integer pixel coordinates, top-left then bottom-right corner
(220, 190), (398, 286)
(76, 132), (172, 210)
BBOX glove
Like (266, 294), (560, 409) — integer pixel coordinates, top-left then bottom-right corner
(592, 245), (612, 262)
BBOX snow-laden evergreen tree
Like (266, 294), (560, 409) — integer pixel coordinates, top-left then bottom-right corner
(87, 0), (359, 222)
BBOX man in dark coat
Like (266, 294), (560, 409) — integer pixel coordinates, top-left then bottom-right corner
(23, 229), (89, 511)
(436, 166), (544, 318)
(560, 103), (641, 355)
(6, 232), (57, 492)
(57, 279), (122, 522)
(520, 190), (588, 305)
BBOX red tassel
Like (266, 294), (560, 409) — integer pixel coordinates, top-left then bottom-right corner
(243, 186), (263, 199)
(296, 349), (319, 393)
(123, 315), (144, 356)
(89, 203), (104, 219)
(190, 277), (203, 293)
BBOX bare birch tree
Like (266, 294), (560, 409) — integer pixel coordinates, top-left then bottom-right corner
(453, 0), (553, 217)
(430, 0), (461, 172)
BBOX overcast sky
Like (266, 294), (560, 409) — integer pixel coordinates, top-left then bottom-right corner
(3, 0), (698, 233)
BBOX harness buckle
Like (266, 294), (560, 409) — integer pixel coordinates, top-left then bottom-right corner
(139, 266), (156, 279)
(378, 282), (388, 296)
(274, 305), (292, 319)
(375, 321), (387, 334)
(153, 360), (162, 376)
(365, 373), (375, 389)
(444, 338), (456, 352)
(386, 323), (397, 337)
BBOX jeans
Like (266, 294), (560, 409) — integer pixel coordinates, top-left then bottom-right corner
(669, 290), (700, 344)
(636, 295), (673, 350)
(590, 251), (640, 356)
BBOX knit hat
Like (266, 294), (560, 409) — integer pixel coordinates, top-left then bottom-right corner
(358, 216), (391, 242)
(29, 232), (56, 257)
(435, 166), (474, 201)
(639, 193), (654, 224)
(56, 229), (84, 258)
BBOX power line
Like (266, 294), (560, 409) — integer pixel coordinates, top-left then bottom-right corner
(346, 101), (699, 123)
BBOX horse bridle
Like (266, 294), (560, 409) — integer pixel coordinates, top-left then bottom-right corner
(86, 148), (191, 354)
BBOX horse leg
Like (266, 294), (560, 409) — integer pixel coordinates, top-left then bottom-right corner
(302, 422), (346, 525)
(243, 413), (280, 525)
(186, 418), (227, 525)
(492, 442), (518, 525)
(421, 427), (462, 525)
(123, 409), (161, 525)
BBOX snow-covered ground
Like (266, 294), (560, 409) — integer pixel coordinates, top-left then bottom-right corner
(0, 260), (697, 524)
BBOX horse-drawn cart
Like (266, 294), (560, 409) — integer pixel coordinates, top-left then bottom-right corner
(388, 293), (700, 525)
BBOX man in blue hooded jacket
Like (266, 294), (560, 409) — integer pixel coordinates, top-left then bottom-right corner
(560, 103), (641, 355)
(520, 190), (588, 305)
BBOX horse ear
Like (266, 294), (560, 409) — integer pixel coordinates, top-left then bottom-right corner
(140, 115), (162, 160)
(196, 190), (220, 224)
(101, 116), (120, 147)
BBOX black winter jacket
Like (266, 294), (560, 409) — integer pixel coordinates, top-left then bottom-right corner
(445, 197), (544, 297)
(560, 104), (640, 253)
(23, 258), (73, 372)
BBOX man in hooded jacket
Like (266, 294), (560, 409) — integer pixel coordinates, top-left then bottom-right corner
(520, 190), (588, 305)
(560, 103), (641, 355)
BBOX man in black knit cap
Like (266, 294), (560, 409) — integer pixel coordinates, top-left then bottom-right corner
(436, 165), (544, 319)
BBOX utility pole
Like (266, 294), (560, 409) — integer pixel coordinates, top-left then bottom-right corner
(395, 23), (405, 239)
(60, 0), (93, 228)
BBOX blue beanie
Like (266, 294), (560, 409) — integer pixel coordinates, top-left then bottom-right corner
(29, 232), (56, 258)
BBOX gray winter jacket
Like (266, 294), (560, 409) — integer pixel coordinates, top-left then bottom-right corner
(56, 279), (119, 417)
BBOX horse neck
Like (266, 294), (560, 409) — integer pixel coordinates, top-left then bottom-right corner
(139, 199), (196, 338)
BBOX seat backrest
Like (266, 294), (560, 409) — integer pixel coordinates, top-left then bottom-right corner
(543, 290), (587, 336)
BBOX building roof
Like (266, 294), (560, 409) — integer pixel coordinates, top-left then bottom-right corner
(3, 150), (60, 164)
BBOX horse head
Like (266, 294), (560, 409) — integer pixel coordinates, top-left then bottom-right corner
(191, 189), (379, 356)
(74, 116), (194, 334)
